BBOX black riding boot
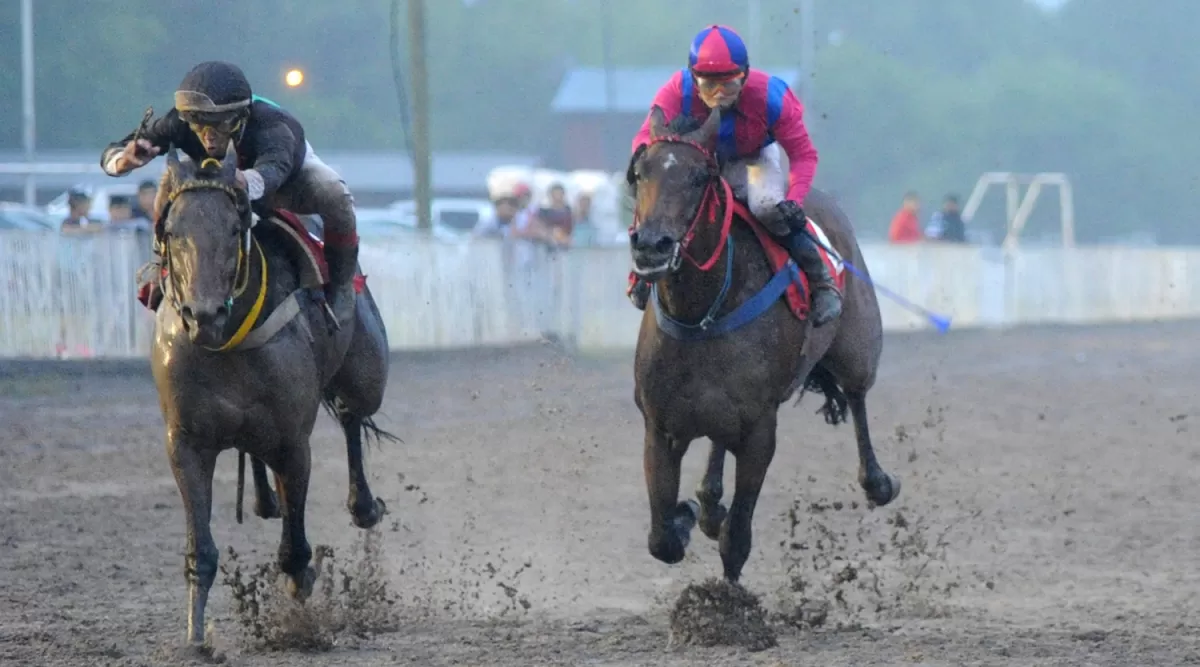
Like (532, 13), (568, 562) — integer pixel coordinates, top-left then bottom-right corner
(773, 201), (842, 327)
(323, 243), (359, 328)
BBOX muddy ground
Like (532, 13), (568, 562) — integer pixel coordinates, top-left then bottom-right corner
(3, 321), (1200, 666)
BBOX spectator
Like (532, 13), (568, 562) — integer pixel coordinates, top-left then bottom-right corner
(572, 191), (596, 246)
(133, 180), (158, 222)
(926, 194), (967, 243)
(888, 191), (923, 244)
(108, 194), (134, 223)
(108, 194), (152, 235)
(60, 188), (103, 234)
(472, 196), (521, 239)
(536, 182), (574, 248)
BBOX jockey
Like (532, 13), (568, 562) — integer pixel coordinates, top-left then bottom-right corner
(99, 60), (359, 325)
(627, 25), (842, 327)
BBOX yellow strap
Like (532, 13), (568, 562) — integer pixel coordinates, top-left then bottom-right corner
(214, 239), (268, 352)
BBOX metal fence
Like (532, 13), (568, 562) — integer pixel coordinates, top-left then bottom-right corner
(4, 231), (1200, 359)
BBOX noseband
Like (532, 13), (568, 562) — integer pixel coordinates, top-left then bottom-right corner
(633, 134), (735, 272)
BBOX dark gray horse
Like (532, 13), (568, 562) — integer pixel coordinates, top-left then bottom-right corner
(627, 109), (900, 583)
(150, 144), (392, 649)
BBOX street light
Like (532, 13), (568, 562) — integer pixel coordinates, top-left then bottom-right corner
(284, 68), (305, 88)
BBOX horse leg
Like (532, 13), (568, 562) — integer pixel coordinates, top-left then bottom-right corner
(720, 417), (777, 582)
(275, 441), (319, 600)
(695, 441), (728, 541)
(325, 287), (389, 528)
(166, 433), (219, 647)
(847, 391), (901, 506)
(644, 426), (698, 565)
(250, 456), (280, 519)
(340, 411), (386, 529)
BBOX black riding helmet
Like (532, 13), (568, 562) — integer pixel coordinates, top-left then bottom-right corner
(175, 61), (253, 130)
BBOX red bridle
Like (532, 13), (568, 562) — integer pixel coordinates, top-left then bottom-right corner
(633, 134), (735, 272)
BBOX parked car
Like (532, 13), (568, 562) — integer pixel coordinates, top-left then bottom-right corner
(0, 202), (58, 231)
(387, 198), (493, 237)
(302, 208), (465, 245)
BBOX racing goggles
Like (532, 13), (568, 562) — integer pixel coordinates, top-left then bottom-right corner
(693, 74), (744, 95)
(179, 110), (243, 135)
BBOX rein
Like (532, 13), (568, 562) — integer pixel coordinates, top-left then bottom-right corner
(158, 175), (261, 352)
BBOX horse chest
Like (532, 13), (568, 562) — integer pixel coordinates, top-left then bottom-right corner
(638, 362), (768, 440)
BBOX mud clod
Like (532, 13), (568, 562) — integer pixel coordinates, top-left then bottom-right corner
(218, 528), (400, 652)
(668, 578), (777, 652)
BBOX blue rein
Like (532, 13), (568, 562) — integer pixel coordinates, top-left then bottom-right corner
(652, 234), (805, 341)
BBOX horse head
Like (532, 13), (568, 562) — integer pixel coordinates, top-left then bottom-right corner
(157, 141), (254, 347)
(626, 106), (724, 281)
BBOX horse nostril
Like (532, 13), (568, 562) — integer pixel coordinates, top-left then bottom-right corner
(653, 236), (675, 254)
(216, 303), (230, 318)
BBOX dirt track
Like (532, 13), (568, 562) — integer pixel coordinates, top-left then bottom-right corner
(3, 322), (1200, 666)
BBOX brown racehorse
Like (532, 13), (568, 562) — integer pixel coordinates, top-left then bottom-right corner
(149, 144), (393, 650)
(627, 108), (900, 582)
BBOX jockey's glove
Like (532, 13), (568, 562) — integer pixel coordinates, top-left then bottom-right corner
(775, 200), (807, 231)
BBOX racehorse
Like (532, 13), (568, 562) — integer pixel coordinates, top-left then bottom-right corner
(149, 143), (393, 649)
(627, 108), (901, 582)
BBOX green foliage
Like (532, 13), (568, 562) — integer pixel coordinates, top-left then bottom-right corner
(0, 0), (1196, 241)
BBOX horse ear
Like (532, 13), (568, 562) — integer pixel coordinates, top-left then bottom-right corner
(648, 106), (668, 139)
(165, 144), (182, 175)
(687, 108), (721, 149)
(221, 140), (238, 181)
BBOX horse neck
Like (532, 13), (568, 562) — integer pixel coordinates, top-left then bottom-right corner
(220, 237), (269, 335)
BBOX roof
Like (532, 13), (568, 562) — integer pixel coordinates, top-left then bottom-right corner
(0, 150), (541, 193)
(550, 66), (803, 114)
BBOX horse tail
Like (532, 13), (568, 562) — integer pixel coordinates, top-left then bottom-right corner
(796, 363), (849, 426)
(320, 395), (403, 447)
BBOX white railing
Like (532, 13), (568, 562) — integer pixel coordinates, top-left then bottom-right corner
(3, 232), (1200, 359)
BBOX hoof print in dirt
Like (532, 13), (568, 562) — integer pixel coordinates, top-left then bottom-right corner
(668, 578), (777, 652)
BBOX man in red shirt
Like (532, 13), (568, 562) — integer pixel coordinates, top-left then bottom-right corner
(888, 191), (923, 244)
(626, 24), (841, 327)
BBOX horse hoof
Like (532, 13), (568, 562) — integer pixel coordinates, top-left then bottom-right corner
(170, 642), (225, 664)
(286, 566), (319, 602)
(350, 496), (387, 529)
(864, 473), (901, 507)
(675, 500), (699, 528)
(698, 502), (727, 542)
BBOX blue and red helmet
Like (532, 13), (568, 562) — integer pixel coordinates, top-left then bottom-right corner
(688, 25), (749, 79)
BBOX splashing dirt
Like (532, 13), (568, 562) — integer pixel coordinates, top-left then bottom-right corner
(774, 496), (981, 630)
(667, 578), (777, 652)
(218, 527), (400, 652)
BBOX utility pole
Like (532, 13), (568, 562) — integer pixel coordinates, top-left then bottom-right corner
(406, 0), (433, 232)
(21, 0), (36, 206)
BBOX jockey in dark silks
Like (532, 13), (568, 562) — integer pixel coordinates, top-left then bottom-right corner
(99, 60), (359, 326)
(627, 25), (842, 327)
